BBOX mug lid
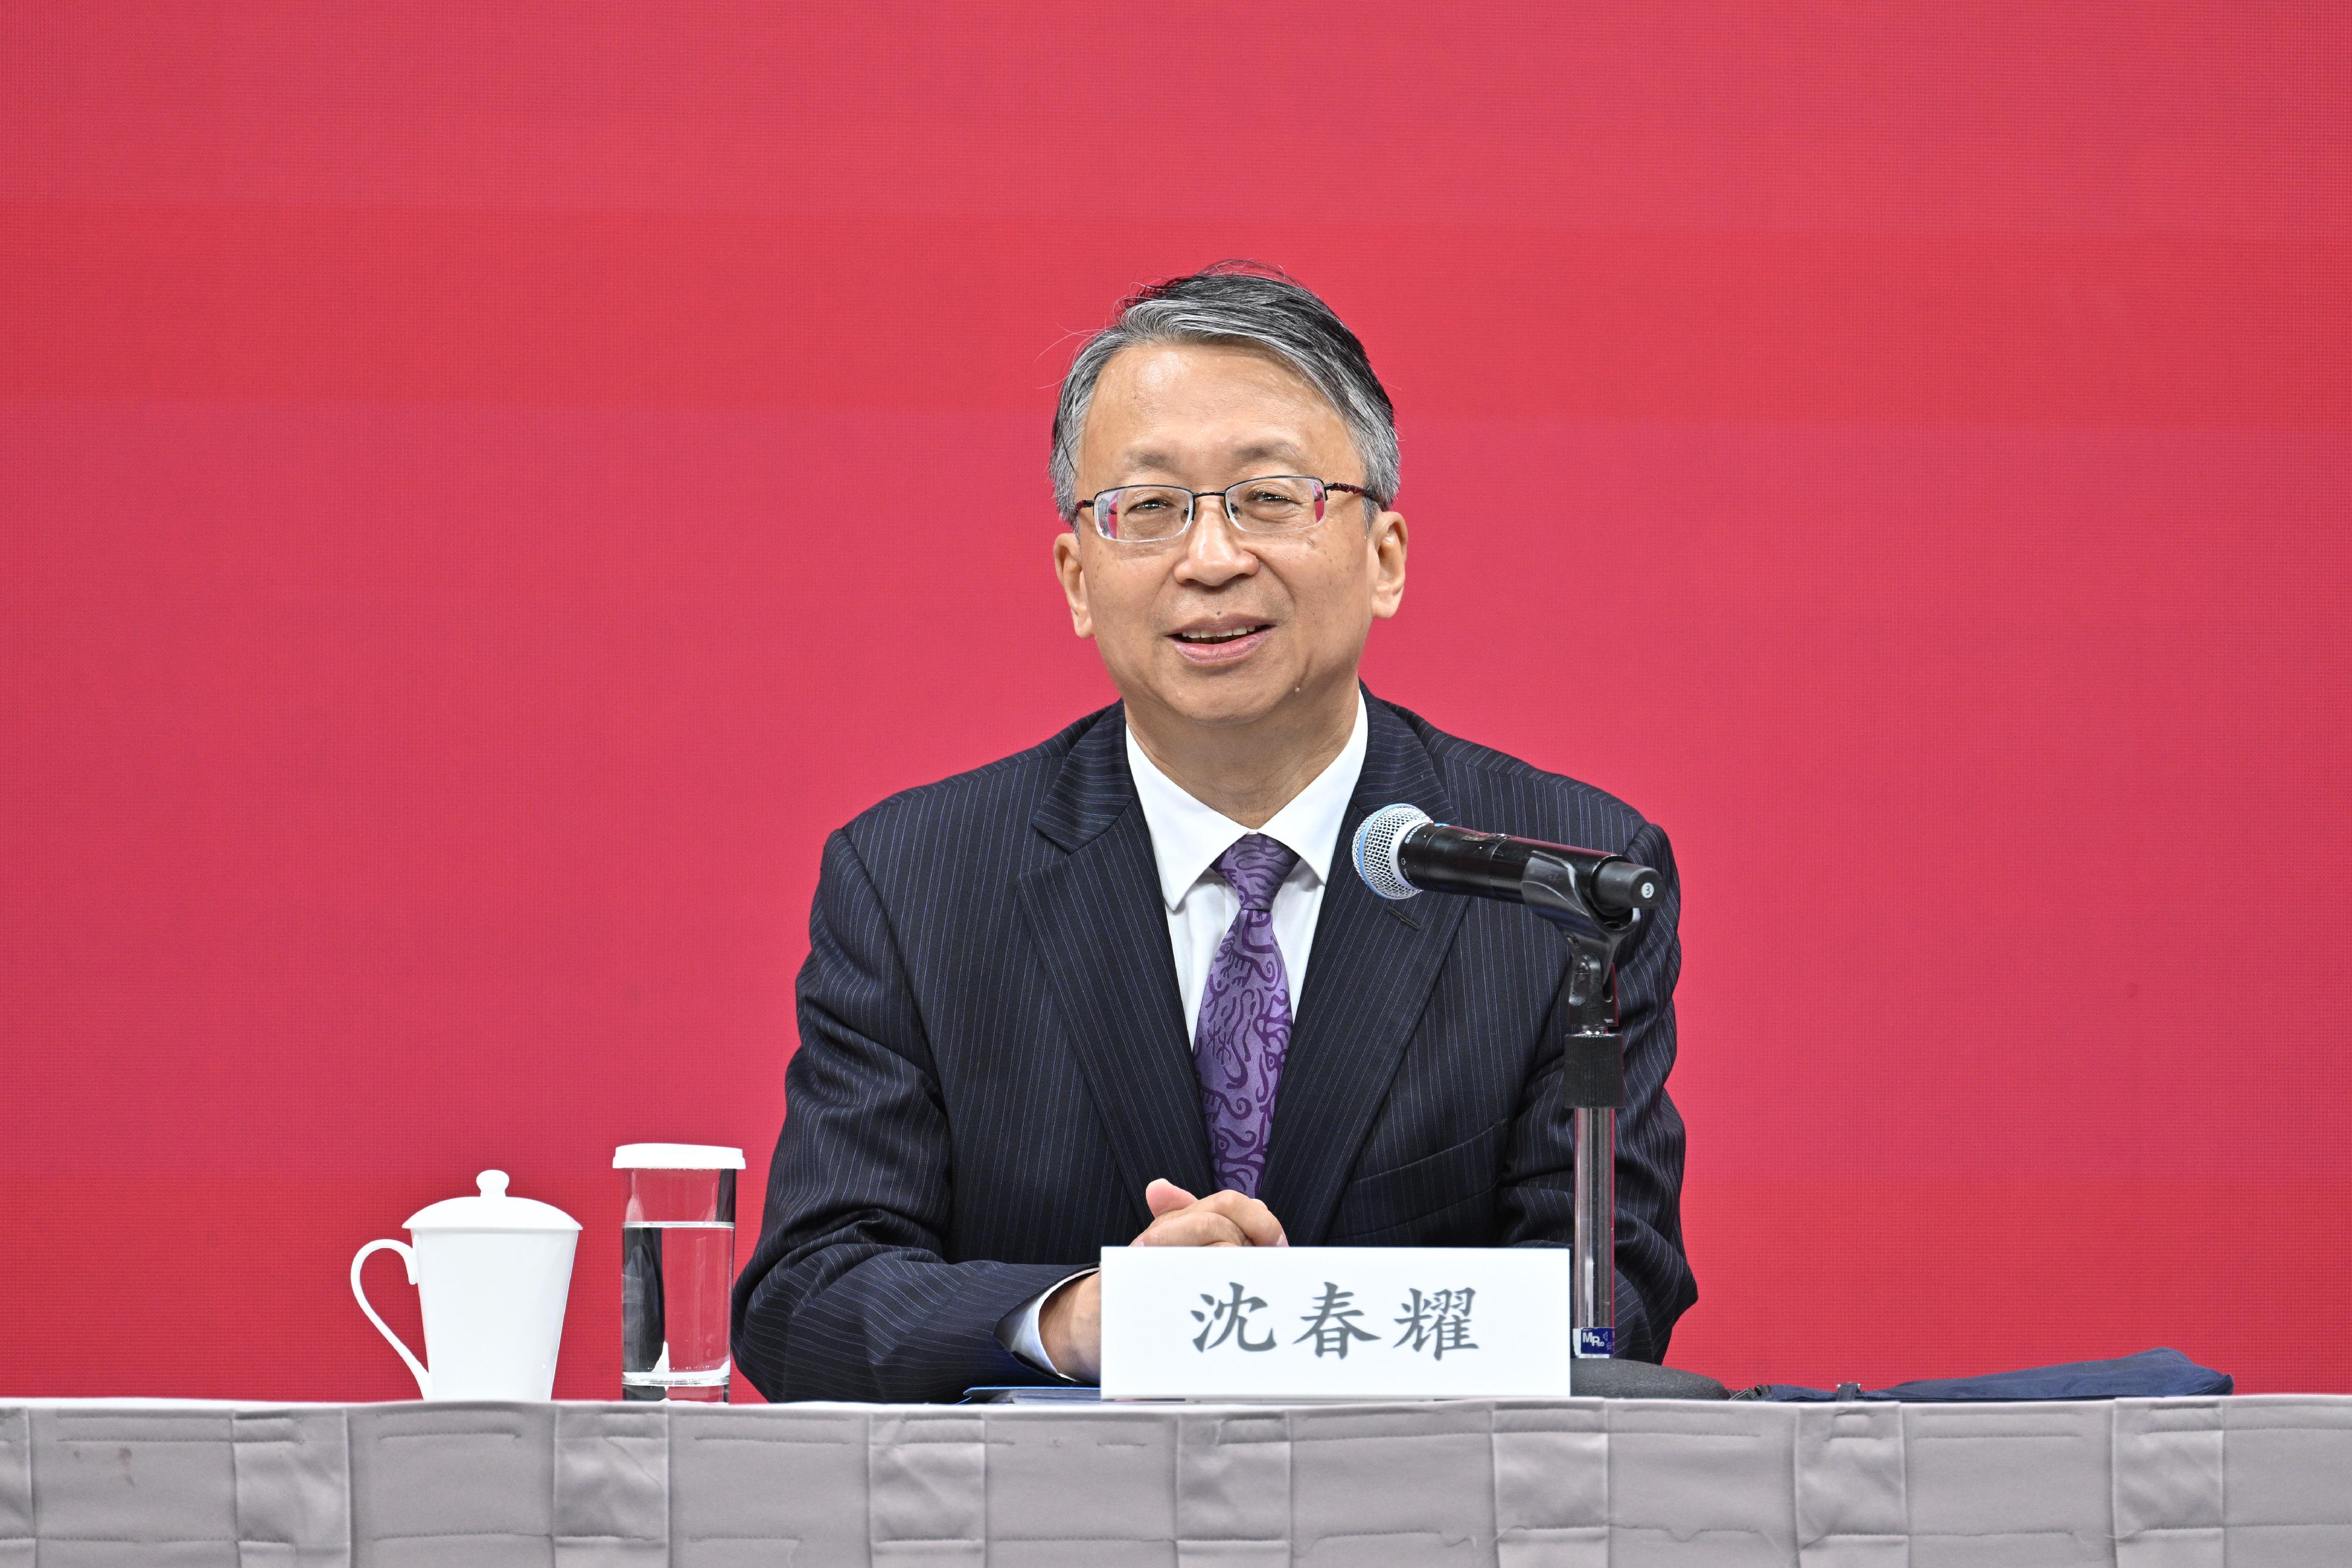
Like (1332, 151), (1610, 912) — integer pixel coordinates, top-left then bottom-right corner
(405, 1170), (582, 1233)
(614, 1142), (746, 1170)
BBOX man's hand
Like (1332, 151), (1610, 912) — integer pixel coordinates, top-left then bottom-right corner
(1038, 1178), (1288, 1381)
(1132, 1178), (1289, 1248)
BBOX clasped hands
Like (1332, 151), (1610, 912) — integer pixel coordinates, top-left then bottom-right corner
(1037, 1177), (1287, 1383)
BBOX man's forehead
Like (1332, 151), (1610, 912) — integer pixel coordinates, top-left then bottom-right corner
(1080, 341), (1355, 482)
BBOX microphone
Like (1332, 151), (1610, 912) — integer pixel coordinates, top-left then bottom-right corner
(1352, 803), (1663, 920)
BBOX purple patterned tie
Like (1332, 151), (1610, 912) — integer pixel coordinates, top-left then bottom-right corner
(1193, 834), (1301, 1197)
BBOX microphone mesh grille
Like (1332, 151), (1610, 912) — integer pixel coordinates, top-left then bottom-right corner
(1354, 803), (1432, 901)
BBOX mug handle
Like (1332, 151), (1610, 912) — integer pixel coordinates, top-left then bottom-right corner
(351, 1239), (430, 1398)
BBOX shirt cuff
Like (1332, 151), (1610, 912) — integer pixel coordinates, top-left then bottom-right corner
(997, 1269), (1099, 1378)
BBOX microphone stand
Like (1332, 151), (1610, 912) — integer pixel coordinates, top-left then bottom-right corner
(1519, 855), (1725, 1399)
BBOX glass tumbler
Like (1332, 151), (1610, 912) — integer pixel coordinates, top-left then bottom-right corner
(615, 1142), (745, 1402)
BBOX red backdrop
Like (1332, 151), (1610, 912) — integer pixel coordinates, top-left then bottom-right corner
(5, 3), (2347, 1400)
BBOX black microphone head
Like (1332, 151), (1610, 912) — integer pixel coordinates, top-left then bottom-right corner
(1352, 803), (1431, 900)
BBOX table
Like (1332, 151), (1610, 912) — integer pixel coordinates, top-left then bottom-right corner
(4, 1395), (2348, 1566)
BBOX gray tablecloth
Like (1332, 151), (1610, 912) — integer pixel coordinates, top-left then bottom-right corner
(4, 1395), (2348, 1566)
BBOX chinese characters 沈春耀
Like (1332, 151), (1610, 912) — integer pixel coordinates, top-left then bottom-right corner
(1188, 1282), (1481, 1360)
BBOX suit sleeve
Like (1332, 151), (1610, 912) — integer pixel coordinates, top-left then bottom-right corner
(1495, 818), (1697, 1363)
(730, 828), (1080, 1402)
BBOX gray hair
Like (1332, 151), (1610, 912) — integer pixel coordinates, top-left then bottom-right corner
(1050, 261), (1400, 520)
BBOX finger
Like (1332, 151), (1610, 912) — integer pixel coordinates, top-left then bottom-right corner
(1134, 1209), (1251, 1248)
(1144, 1178), (1197, 1218)
(1192, 1189), (1288, 1248)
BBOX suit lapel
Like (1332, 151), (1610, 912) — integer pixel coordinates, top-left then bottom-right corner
(1017, 708), (1218, 1215)
(1259, 696), (1465, 1244)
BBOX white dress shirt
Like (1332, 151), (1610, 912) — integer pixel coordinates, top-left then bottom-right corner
(999, 694), (1372, 1377)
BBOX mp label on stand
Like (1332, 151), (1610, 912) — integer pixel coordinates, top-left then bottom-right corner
(1574, 1327), (1616, 1359)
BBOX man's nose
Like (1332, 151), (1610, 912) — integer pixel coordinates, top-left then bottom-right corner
(1175, 494), (1256, 584)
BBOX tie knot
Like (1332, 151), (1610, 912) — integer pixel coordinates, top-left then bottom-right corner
(1215, 834), (1299, 912)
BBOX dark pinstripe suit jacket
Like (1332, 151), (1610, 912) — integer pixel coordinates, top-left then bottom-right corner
(731, 693), (1695, 1402)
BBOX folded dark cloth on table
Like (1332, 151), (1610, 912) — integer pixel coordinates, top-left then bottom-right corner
(960, 1386), (1103, 1405)
(1736, 1346), (2231, 1402)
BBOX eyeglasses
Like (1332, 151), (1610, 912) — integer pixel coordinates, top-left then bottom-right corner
(1075, 474), (1381, 543)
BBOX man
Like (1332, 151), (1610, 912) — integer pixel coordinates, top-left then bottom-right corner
(732, 262), (1694, 1400)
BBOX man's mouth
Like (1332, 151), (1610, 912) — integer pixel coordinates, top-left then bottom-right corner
(1167, 621), (1275, 663)
(1171, 624), (1271, 645)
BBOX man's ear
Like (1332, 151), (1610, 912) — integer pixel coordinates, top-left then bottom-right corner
(1368, 509), (1408, 620)
(1053, 527), (1095, 638)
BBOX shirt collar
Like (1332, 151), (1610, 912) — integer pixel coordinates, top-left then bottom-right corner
(1125, 692), (1371, 912)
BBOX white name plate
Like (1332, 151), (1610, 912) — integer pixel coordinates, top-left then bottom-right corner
(1098, 1246), (1573, 1401)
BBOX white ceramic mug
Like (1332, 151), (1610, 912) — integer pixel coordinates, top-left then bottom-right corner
(352, 1169), (580, 1400)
